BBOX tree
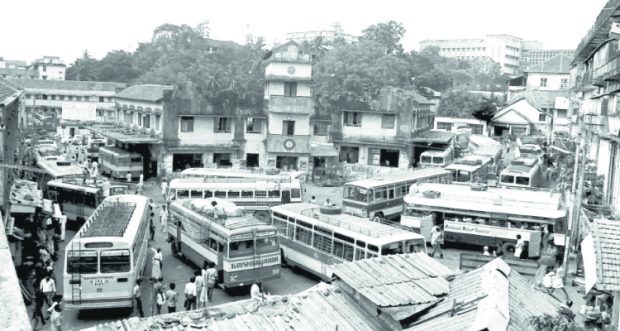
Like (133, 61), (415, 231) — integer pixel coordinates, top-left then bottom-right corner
(96, 50), (140, 83)
(361, 21), (406, 54)
(437, 90), (489, 118)
(66, 51), (99, 81)
(414, 69), (454, 92)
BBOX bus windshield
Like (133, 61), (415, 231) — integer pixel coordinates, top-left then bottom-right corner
(500, 175), (514, 184)
(229, 239), (254, 258)
(420, 156), (432, 164)
(344, 186), (368, 203)
(516, 176), (530, 186)
(432, 157), (444, 164)
(100, 249), (131, 273)
(455, 170), (471, 182)
(67, 250), (98, 274)
(256, 236), (279, 254)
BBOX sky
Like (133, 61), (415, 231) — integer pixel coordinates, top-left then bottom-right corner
(0, 0), (609, 64)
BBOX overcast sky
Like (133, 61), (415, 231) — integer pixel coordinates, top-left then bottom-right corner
(1, 0), (608, 64)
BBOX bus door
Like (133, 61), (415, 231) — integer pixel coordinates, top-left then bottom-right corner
(528, 230), (542, 257)
(281, 190), (291, 204)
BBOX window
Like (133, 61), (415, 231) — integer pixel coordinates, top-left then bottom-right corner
(100, 250), (131, 273)
(538, 113), (547, 122)
(156, 115), (161, 130)
(144, 114), (151, 129)
(84, 96), (89, 102)
(51, 95), (56, 100)
(436, 122), (451, 130)
(76, 96), (82, 101)
(66, 250), (98, 274)
(540, 78), (547, 87)
(382, 114), (396, 129)
(246, 118), (263, 134)
(138, 113), (142, 126)
(256, 237), (279, 254)
(516, 176), (530, 186)
(215, 117), (231, 133)
(241, 190), (254, 198)
(283, 120), (295, 135)
(99, 96), (105, 102)
(560, 78), (568, 89)
(67, 95), (73, 101)
(343, 112), (362, 127)
(284, 82), (297, 97)
(295, 222), (312, 245)
(43, 94), (48, 100)
(313, 227), (333, 254)
(181, 117), (194, 132)
(96, 109), (104, 117)
(313, 121), (329, 135)
(59, 95), (65, 101)
(229, 239), (255, 258)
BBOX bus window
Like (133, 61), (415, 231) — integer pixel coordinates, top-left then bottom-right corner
(432, 157), (444, 165)
(381, 242), (403, 255)
(241, 190), (254, 198)
(269, 190), (280, 198)
(345, 186), (368, 203)
(374, 189), (387, 201)
(190, 190), (202, 198)
(130, 157), (142, 164)
(66, 250), (98, 274)
(500, 175), (515, 184)
(291, 189), (301, 199)
(177, 190), (189, 198)
(256, 236), (279, 254)
(333, 241), (354, 261)
(456, 170), (470, 182)
(214, 191), (226, 198)
(388, 188), (394, 200)
(229, 239), (254, 258)
(355, 240), (366, 260)
(313, 226), (333, 254)
(256, 191), (267, 198)
(405, 239), (425, 253)
(421, 156), (432, 164)
(208, 238), (218, 252)
(516, 176), (530, 186)
(204, 190), (213, 198)
(228, 191), (240, 198)
(100, 250), (131, 273)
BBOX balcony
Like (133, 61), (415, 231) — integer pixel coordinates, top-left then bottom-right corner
(267, 96), (314, 114)
(574, 0), (620, 63)
(592, 57), (620, 83)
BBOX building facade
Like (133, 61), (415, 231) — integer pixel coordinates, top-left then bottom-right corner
(489, 97), (551, 136)
(520, 49), (574, 72)
(286, 24), (356, 44)
(28, 56), (66, 80)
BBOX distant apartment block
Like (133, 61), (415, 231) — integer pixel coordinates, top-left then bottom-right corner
(286, 24), (357, 44)
(520, 49), (574, 71)
(0, 56), (66, 80)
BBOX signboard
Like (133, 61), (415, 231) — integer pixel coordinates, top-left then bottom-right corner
(580, 234), (598, 293)
(256, 231), (276, 238)
(444, 221), (533, 241)
(230, 233), (253, 241)
(62, 102), (97, 121)
(224, 255), (280, 271)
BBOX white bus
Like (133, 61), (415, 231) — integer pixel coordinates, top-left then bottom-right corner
(98, 147), (143, 180)
(499, 158), (544, 189)
(45, 178), (129, 223)
(342, 168), (451, 221)
(168, 178), (303, 221)
(401, 183), (567, 257)
(181, 168), (305, 182)
(168, 198), (281, 289)
(63, 195), (150, 310)
(444, 155), (493, 184)
(36, 157), (84, 186)
(419, 146), (454, 168)
(271, 202), (427, 281)
(516, 144), (544, 162)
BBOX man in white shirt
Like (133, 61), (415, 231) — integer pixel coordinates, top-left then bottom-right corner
(133, 279), (144, 317)
(514, 234), (525, 258)
(250, 283), (265, 303)
(184, 277), (197, 311)
(39, 275), (56, 307)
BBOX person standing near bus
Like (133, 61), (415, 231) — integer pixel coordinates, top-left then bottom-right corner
(194, 270), (204, 308)
(133, 279), (144, 318)
(184, 277), (197, 311)
(160, 205), (168, 233)
(429, 226), (444, 259)
(165, 283), (178, 313)
(514, 234), (525, 259)
(205, 262), (218, 302)
(150, 247), (163, 280)
(49, 304), (63, 331)
(31, 288), (46, 329)
(40, 274), (56, 308)
(160, 180), (168, 200)
(126, 172), (132, 183)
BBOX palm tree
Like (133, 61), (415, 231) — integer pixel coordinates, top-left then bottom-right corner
(66, 51), (98, 81)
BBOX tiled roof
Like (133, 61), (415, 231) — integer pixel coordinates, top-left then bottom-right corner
(526, 55), (572, 74)
(591, 218), (620, 290)
(8, 78), (125, 91)
(114, 84), (173, 102)
(0, 79), (22, 105)
(407, 258), (564, 331)
(410, 130), (455, 143)
(88, 124), (162, 144)
(0, 67), (38, 77)
(93, 283), (386, 331)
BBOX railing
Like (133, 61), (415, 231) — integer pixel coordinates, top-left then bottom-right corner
(592, 56), (620, 82)
(300, 207), (409, 238)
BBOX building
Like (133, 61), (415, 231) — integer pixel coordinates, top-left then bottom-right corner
(8, 79), (126, 131)
(420, 34), (523, 74)
(520, 49), (574, 72)
(571, 0), (620, 215)
(286, 23), (356, 44)
(434, 116), (488, 136)
(28, 56), (66, 80)
(489, 96), (551, 136)
(330, 87), (435, 169)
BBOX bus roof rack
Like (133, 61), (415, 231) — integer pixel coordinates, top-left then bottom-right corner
(300, 207), (410, 238)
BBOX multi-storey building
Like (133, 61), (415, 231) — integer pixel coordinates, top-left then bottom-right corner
(28, 56), (66, 80)
(286, 24), (356, 44)
(520, 49), (574, 72)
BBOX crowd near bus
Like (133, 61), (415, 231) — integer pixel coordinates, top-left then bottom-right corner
(167, 198), (281, 289)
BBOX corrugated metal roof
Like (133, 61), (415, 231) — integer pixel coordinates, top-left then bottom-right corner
(592, 218), (620, 291)
(331, 253), (455, 307)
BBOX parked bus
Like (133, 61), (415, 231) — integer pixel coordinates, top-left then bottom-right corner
(472, 145), (503, 170)
(63, 195), (150, 310)
(168, 178), (303, 221)
(36, 157), (84, 186)
(498, 157), (544, 189)
(418, 146), (454, 168)
(46, 178), (129, 223)
(98, 147), (143, 180)
(86, 138), (107, 161)
(168, 198), (281, 289)
(342, 168), (451, 221)
(181, 168), (305, 182)
(468, 135), (501, 151)
(271, 202), (426, 280)
(516, 144), (544, 162)
(444, 155), (493, 184)
(401, 183), (567, 257)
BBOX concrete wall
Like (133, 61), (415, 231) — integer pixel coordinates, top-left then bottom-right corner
(177, 116), (235, 145)
(265, 81), (311, 98)
(342, 112), (397, 137)
(526, 72), (569, 90)
(268, 113), (310, 135)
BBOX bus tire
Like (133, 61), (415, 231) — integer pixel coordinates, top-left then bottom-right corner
(280, 249), (288, 267)
(501, 242), (516, 256)
(373, 213), (384, 222)
(254, 210), (270, 223)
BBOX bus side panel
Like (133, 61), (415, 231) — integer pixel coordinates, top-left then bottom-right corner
(279, 237), (340, 281)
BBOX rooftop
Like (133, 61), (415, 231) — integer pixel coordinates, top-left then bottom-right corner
(80, 200), (136, 238)
(114, 84), (173, 103)
(8, 78), (125, 92)
(88, 124), (162, 144)
(0, 79), (22, 105)
(590, 218), (620, 291)
(526, 55), (572, 74)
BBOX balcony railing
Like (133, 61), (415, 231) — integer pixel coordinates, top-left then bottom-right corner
(267, 96), (314, 114)
(592, 57), (620, 83)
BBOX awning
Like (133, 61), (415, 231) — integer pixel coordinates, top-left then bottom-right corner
(310, 144), (338, 157)
(410, 130), (455, 144)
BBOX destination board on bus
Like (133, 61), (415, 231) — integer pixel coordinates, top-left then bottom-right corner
(225, 255), (280, 272)
(256, 230), (277, 238)
(444, 221), (533, 241)
(230, 233), (253, 241)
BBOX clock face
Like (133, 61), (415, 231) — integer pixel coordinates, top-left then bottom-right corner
(284, 139), (296, 150)
(287, 66), (296, 75)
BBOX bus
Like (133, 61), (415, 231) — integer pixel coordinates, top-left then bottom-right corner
(444, 155), (493, 184)
(271, 202), (426, 281)
(168, 198), (281, 289)
(181, 168), (305, 182)
(34, 145), (61, 162)
(36, 157), (84, 186)
(516, 144), (544, 162)
(86, 138), (107, 161)
(498, 158), (544, 189)
(167, 178), (303, 221)
(98, 147), (143, 180)
(401, 183), (567, 257)
(468, 135), (501, 151)
(342, 168), (451, 221)
(472, 145), (503, 170)
(419, 146), (454, 168)
(63, 195), (150, 310)
(46, 178), (129, 223)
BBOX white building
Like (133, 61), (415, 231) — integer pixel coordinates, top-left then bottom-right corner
(28, 56), (66, 80)
(489, 97), (551, 136)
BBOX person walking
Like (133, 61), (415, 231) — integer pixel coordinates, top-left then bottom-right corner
(199, 262), (209, 308)
(194, 270), (204, 309)
(149, 214), (156, 241)
(514, 234), (525, 259)
(165, 283), (178, 313)
(160, 205), (168, 233)
(160, 180), (168, 200)
(49, 304), (63, 331)
(155, 285), (166, 315)
(31, 288), (47, 329)
(205, 262), (218, 302)
(150, 247), (163, 281)
(126, 172), (132, 183)
(429, 226), (444, 259)
(184, 277), (197, 311)
(549, 262), (570, 302)
(40, 274), (56, 308)
(133, 279), (144, 318)
(152, 278), (163, 315)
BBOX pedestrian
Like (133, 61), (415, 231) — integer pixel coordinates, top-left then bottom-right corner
(40, 274), (56, 308)
(429, 226), (444, 259)
(549, 262), (570, 302)
(152, 278), (163, 315)
(309, 196), (317, 204)
(31, 288), (46, 329)
(184, 277), (197, 311)
(250, 283), (265, 303)
(205, 262), (218, 302)
(482, 246), (490, 256)
(149, 214), (156, 241)
(514, 234), (525, 259)
(150, 247), (163, 281)
(49, 304), (63, 331)
(160, 205), (168, 233)
(160, 180), (168, 200)
(165, 283), (178, 313)
(133, 279), (144, 318)
(155, 285), (166, 315)
(139, 173), (144, 186)
(126, 172), (132, 183)
(199, 262), (208, 308)
(195, 270), (204, 308)
(136, 179), (143, 195)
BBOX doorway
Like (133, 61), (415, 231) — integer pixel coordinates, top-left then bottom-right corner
(379, 149), (399, 168)
(173, 153), (202, 172)
(246, 153), (259, 168)
(213, 153), (232, 167)
(276, 156), (298, 170)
